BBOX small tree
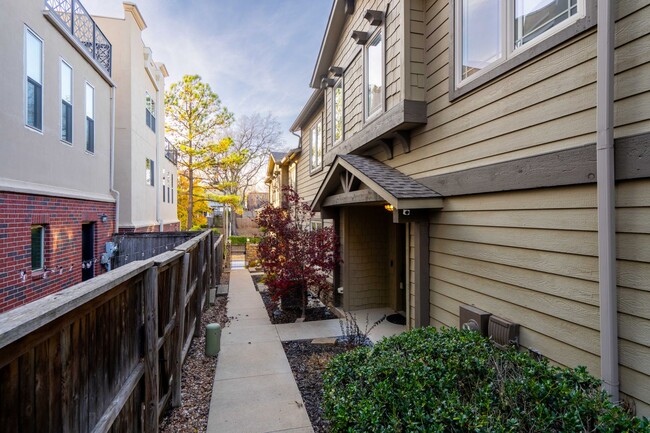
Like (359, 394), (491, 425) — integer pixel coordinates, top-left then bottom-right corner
(256, 187), (339, 318)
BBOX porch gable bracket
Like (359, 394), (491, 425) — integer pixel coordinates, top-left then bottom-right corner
(313, 154), (443, 212)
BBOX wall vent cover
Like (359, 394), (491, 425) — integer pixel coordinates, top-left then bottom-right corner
(459, 305), (491, 336)
(488, 316), (520, 349)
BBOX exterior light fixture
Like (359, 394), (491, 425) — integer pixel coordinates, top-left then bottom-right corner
(351, 30), (370, 45)
(328, 66), (344, 77)
(384, 204), (394, 212)
(320, 77), (336, 89)
(100, 214), (108, 223)
(364, 10), (385, 26)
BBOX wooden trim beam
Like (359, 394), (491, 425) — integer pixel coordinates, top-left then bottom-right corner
(413, 221), (429, 328)
(418, 135), (650, 197)
(323, 189), (384, 207)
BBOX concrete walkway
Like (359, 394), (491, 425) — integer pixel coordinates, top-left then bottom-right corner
(206, 269), (313, 433)
(207, 269), (406, 432)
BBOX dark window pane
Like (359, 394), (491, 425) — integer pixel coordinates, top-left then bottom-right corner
(62, 101), (72, 142)
(86, 117), (94, 153)
(31, 226), (43, 270)
(27, 79), (42, 130)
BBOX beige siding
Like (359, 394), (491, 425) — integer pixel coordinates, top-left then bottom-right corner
(406, 0), (426, 101)
(322, 0), (406, 153)
(344, 207), (391, 310)
(427, 181), (650, 415)
(385, 0), (403, 110)
(296, 111), (327, 204)
(615, 179), (650, 414)
(0, 0), (113, 202)
(374, 1), (650, 179)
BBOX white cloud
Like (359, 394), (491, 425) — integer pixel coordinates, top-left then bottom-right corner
(83, 0), (329, 145)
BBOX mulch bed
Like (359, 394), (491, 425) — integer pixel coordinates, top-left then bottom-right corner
(159, 271), (230, 433)
(251, 273), (336, 324)
(283, 340), (353, 433)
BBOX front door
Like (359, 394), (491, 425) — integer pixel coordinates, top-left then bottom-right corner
(82, 223), (95, 281)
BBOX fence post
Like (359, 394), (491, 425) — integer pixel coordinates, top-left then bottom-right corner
(172, 253), (190, 407)
(144, 267), (159, 433)
(194, 241), (204, 337)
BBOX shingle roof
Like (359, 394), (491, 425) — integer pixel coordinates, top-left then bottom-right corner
(339, 154), (441, 199)
(270, 151), (287, 162)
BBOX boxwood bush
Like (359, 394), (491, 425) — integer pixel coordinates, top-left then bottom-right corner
(323, 327), (649, 432)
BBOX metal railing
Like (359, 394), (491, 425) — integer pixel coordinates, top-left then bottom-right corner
(165, 139), (179, 165)
(45, 0), (112, 75)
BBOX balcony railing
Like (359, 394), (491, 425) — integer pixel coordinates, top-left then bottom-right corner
(45, 0), (112, 76)
(165, 139), (179, 165)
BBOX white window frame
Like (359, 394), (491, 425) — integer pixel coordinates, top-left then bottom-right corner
(310, 220), (323, 231)
(31, 225), (45, 271)
(454, 0), (585, 89)
(146, 92), (156, 132)
(310, 119), (323, 174)
(146, 158), (155, 186)
(364, 28), (384, 121)
(288, 162), (297, 191)
(332, 78), (344, 145)
(60, 59), (73, 145)
(85, 82), (95, 154)
(25, 26), (44, 133)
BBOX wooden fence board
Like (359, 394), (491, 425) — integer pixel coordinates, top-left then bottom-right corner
(0, 232), (223, 432)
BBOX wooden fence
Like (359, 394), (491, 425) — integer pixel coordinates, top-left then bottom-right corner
(111, 231), (201, 269)
(0, 230), (224, 433)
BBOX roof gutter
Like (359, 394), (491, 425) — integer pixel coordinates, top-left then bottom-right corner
(596, 0), (619, 402)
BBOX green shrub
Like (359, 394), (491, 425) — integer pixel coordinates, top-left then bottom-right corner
(229, 236), (260, 245)
(323, 327), (649, 432)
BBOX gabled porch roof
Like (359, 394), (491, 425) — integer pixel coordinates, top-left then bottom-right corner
(311, 155), (443, 211)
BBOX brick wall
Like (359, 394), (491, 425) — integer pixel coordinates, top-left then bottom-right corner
(0, 192), (116, 312)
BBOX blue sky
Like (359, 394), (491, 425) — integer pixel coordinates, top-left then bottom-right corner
(84, 0), (332, 148)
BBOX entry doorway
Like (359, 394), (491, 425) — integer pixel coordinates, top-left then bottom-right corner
(82, 223), (95, 281)
(389, 223), (407, 313)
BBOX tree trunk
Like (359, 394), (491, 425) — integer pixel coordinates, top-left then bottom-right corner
(188, 155), (194, 229)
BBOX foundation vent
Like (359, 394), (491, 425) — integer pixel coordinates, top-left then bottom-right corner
(488, 316), (520, 349)
(459, 305), (491, 336)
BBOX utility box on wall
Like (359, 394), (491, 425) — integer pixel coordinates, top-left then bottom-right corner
(459, 305), (491, 336)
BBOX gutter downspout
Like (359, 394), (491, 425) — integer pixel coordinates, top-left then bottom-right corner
(155, 92), (163, 232)
(596, 0), (619, 402)
(110, 86), (120, 233)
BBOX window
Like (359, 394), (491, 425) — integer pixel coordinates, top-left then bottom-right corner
(31, 225), (45, 271)
(289, 163), (297, 191)
(146, 92), (156, 132)
(310, 121), (323, 172)
(146, 158), (154, 186)
(170, 174), (174, 203)
(61, 60), (73, 143)
(85, 83), (95, 153)
(332, 79), (344, 144)
(310, 220), (323, 231)
(25, 28), (43, 131)
(456, 0), (583, 86)
(162, 168), (166, 202)
(365, 30), (383, 119)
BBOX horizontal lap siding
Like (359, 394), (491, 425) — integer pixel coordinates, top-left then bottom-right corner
(377, 1), (650, 179)
(385, 0), (403, 110)
(615, 179), (650, 414)
(429, 181), (650, 415)
(297, 111), (327, 205)
(408, 0), (426, 101)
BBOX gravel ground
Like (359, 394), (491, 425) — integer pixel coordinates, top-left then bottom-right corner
(283, 340), (352, 433)
(159, 271), (230, 433)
